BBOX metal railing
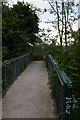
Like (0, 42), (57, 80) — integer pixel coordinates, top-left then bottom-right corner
(48, 55), (72, 120)
(2, 52), (32, 92)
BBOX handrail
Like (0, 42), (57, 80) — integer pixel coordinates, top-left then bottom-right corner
(2, 52), (32, 93)
(48, 55), (72, 86)
(48, 54), (72, 120)
(3, 52), (31, 65)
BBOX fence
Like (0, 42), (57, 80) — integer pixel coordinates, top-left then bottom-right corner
(48, 55), (72, 120)
(2, 52), (32, 92)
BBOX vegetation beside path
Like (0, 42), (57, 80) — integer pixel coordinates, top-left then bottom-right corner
(2, 1), (80, 119)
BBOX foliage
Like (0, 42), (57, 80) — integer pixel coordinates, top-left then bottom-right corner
(32, 44), (44, 61)
(64, 46), (80, 100)
(48, 67), (56, 98)
(72, 104), (80, 120)
(45, 29), (80, 119)
(2, 46), (8, 60)
(71, 29), (80, 44)
(43, 44), (64, 63)
(59, 31), (80, 110)
(2, 2), (39, 61)
(42, 0), (78, 49)
(2, 1), (80, 119)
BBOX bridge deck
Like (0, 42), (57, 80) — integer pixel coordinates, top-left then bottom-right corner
(2, 61), (57, 118)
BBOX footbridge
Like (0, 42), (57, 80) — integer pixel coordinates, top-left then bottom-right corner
(2, 52), (72, 120)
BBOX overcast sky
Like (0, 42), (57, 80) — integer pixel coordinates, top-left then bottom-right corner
(6, 0), (79, 44)
(7, 0), (78, 31)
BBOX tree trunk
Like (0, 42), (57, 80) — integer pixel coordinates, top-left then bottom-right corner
(60, 35), (62, 46)
(65, 14), (67, 50)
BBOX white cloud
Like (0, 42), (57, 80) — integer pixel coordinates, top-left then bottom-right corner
(10, 0), (50, 9)
(39, 22), (52, 30)
(72, 20), (78, 31)
(78, 18), (80, 29)
(24, 0), (49, 9)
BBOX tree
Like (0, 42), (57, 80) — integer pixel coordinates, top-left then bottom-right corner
(43, 0), (79, 50)
(71, 29), (80, 44)
(2, 2), (39, 60)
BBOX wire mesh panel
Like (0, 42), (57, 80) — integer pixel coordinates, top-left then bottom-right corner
(48, 55), (72, 120)
(2, 52), (32, 93)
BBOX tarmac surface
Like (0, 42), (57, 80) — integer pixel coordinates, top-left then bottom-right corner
(2, 61), (57, 118)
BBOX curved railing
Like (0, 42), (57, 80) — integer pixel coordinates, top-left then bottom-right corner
(48, 54), (72, 120)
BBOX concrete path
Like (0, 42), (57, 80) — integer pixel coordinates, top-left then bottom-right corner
(2, 61), (57, 118)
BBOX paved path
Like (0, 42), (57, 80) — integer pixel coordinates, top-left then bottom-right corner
(2, 61), (57, 118)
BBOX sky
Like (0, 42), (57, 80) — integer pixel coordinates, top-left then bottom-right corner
(7, 0), (79, 30)
(7, 0), (53, 22)
(6, 0), (79, 44)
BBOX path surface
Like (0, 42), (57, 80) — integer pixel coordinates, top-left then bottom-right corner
(2, 61), (57, 118)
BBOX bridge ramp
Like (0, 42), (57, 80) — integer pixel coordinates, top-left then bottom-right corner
(3, 61), (57, 118)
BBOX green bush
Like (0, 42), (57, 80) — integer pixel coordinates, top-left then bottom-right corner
(32, 45), (44, 61)
(45, 43), (80, 120)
